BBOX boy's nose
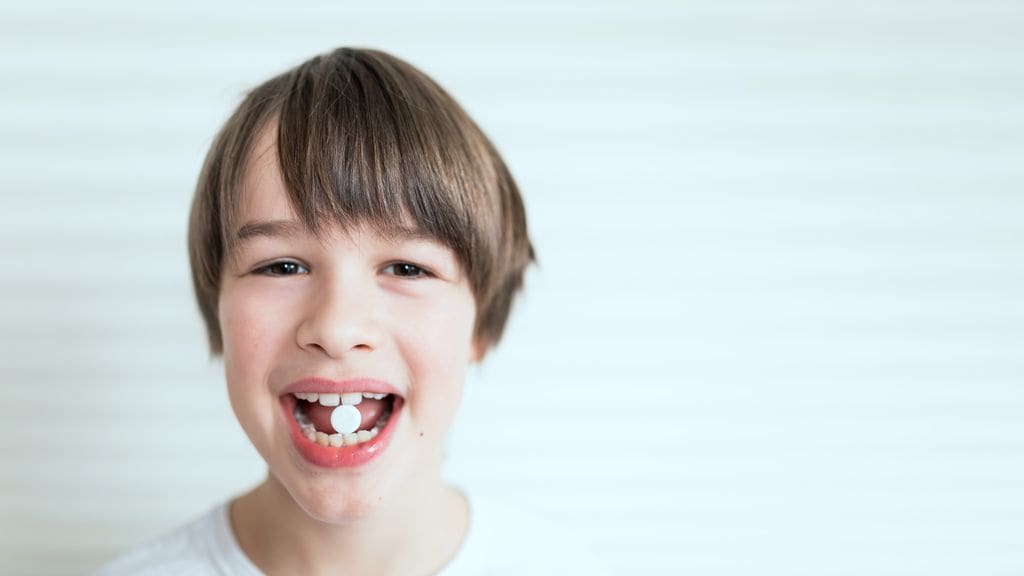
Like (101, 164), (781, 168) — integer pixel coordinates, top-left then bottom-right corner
(295, 277), (383, 358)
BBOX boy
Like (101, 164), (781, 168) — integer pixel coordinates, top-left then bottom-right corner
(96, 47), (565, 575)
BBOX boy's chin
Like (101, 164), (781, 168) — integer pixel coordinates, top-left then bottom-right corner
(285, 477), (393, 525)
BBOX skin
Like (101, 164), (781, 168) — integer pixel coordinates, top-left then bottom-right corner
(217, 124), (482, 576)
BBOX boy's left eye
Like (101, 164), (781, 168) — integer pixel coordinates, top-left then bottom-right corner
(254, 261), (308, 276)
(385, 262), (430, 278)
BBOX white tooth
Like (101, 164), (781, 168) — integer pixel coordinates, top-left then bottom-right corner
(343, 433), (359, 446)
(368, 427), (379, 438)
(304, 429), (317, 442)
(328, 434), (344, 447)
(341, 393), (363, 406)
(357, 430), (372, 443)
(306, 393), (319, 403)
(294, 392), (307, 401)
(318, 393), (340, 406)
(316, 431), (329, 446)
(376, 393), (388, 400)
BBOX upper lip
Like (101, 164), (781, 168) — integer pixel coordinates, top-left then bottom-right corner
(281, 377), (402, 397)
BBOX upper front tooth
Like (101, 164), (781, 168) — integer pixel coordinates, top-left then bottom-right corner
(318, 393), (340, 406)
(341, 392), (363, 406)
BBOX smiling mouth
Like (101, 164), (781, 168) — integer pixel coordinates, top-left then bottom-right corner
(279, 379), (405, 468)
(291, 392), (396, 447)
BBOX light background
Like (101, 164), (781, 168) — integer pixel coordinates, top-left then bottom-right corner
(1, 1), (1023, 574)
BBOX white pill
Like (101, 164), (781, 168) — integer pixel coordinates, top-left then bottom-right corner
(330, 405), (362, 435)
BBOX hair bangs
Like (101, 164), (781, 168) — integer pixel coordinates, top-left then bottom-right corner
(265, 51), (490, 283)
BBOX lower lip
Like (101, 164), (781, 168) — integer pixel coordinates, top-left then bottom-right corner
(280, 394), (403, 468)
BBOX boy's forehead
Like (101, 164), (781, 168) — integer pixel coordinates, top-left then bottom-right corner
(238, 122), (289, 220)
(232, 131), (441, 249)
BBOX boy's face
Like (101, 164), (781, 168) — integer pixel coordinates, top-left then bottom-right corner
(217, 126), (480, 522)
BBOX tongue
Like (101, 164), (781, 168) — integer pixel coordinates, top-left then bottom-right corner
(305, 398), (388, 433)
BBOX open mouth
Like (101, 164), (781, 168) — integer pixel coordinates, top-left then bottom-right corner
(291, 391), (396, 447)
(280, 385), (404, 468)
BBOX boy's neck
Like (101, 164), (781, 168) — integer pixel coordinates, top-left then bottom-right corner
(229, 471), (469, 576)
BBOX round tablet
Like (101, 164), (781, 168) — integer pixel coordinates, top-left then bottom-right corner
(330, 405), (362, 435)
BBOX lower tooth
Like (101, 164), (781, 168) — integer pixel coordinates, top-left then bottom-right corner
(303, 417), (389, 446)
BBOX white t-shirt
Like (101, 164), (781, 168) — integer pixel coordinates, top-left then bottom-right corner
(94, 493), (608, 575)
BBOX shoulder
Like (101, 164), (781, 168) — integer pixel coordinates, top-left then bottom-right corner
(442, 490), (612, 576)
(93, 502), (257, 576)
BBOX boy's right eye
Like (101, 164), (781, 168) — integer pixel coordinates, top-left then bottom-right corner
(254, 261), (309, 276)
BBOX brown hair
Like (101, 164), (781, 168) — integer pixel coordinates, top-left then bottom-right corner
(188, 47), (534, 356)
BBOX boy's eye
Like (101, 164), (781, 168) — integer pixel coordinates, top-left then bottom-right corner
(255, 261), (308, 276)
(385, 262), (429, 278)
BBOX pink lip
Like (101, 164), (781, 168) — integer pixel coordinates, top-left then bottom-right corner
(281, 377), (402, 397)
(279, 377), (403, 469)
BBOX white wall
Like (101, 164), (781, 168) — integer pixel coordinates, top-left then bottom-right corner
(1, 1), (1022, 574)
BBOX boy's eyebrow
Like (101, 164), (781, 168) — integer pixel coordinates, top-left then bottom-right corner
(234, 219), (304, 244)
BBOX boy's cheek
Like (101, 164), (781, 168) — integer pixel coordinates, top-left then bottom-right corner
(405, 294), (476, 352)
(219, 296), (287, 385)
(220, 287), (284, 339)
